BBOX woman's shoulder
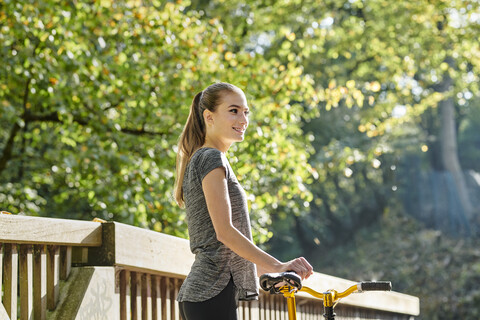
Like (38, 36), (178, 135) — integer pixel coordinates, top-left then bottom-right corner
(188, 148), (233, 181)
(191, 147), (223, 162)
(188, 148), (226, 170)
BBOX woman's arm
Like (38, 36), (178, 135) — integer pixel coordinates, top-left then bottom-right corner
(202, 167), (313, 279)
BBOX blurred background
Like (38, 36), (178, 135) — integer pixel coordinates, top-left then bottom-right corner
(1, 0), (479, 318)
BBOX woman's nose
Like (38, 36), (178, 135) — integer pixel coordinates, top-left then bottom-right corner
(240, 112), (248, 125)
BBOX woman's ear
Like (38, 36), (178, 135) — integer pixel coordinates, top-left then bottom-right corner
(203, 109), (214, 126)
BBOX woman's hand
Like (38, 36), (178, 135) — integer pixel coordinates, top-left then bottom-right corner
(279, 257), (314, 280)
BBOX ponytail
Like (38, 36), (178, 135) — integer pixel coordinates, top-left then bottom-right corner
(174, 91), (204, 208)
(174, 82), (241, 207)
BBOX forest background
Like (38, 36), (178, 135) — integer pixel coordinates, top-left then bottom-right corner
(1, 0), (480, 318)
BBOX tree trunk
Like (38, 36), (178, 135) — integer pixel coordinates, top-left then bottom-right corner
(438, 85), (474, 221)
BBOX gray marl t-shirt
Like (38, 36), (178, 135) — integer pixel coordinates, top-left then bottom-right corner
(177, 148), (259, 303)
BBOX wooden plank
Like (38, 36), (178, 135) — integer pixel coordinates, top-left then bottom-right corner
(248, 301), (254, 320)
(131, 271), (143, 320)
(175, 278), (181, 320)
(0, 303), (10, 320)
(126, 271), (132, 320)
(273, 294), (278, 320)
(249, 300), (260, 320)
(160, 277), (167, 320)
(59, 246), (72, 280)
(240, 301), (246, 320)
(0, 215), (102, 246)
(136, 272), (142, 319)
(119, 269), (127, 320)
(141, 273), (147, 320)
(262, 293), (267, 320)
(169, 278), (177, 320)
(151, 275), (159, 320)
(47, 245), (60, 310)
(131, 271), (138, 320)
(102, 222), (194, 277)
(19, 245), (34, 320)
(238, 301), (244, 320)
(141, 273), (146, 319)
(72, 247), (89, 264)
(33, 245), (47, 320)
(136, 273), (143, 320)
(0, 243), (3, 299)
(141, 273), (152, 320)
(3, 243), (18, 320)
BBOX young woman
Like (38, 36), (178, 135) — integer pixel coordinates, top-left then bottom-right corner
(174, 82), (313, 320)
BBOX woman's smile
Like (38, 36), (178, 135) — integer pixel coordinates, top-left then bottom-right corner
(233, 126), (245, 134)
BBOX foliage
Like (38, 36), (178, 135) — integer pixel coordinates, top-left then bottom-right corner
(0, 0), (317, 242)
(266, 104), (398, 260)
(246, 0), (480, 255)
(316, 207), (480, 319)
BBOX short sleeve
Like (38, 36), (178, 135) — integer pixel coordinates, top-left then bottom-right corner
(195, 148), (230, 182)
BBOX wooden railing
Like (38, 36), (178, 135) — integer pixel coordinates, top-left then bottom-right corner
(0, 213), (102, 319)
(1, 213), (420, 319)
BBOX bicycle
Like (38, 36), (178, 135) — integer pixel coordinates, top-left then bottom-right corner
(260, 272), (392, 320)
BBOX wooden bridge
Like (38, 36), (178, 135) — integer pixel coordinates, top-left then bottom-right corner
(1, 213), (419, 319)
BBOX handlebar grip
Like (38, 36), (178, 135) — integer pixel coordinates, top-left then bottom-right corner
(260, 272), (302, 294)
(360, 281), (392, 291)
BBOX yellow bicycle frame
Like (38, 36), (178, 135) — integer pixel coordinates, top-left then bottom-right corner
(278, 283), (360, 320)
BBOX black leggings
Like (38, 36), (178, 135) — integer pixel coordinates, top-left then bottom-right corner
(179, 278), (237, 320)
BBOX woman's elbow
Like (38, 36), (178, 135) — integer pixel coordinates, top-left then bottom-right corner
(215, 231), (229, 245)
(215, 224), (235, 245)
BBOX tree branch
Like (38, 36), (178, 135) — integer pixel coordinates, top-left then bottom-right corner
(0, 109), (170, 176)
(0, 74), (34, 176)
(23, 111), (169, 136)
(0, 122), (21, 175)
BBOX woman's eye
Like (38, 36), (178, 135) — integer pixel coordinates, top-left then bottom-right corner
(230, 109), (238, 114)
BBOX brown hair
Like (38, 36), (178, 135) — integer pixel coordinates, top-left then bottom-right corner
(174, 82), (241, 207)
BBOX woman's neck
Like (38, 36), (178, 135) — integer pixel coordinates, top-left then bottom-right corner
(202, 138), (231, 153)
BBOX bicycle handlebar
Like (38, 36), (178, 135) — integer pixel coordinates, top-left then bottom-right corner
(359, 281), (392, 291)
(260, 272), (392, 298)
(260, 272), (392, 319)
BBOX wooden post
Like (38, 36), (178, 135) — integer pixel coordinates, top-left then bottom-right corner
(47, 245), (60, 310)
(238, 301), (244, 320)
(119, 269), (127, 320)
(20, 244), (34, 320)
(0, 243), (3, 299)
(72, 247), (89, 264)
(135, 272), (142, 320)
(4, 243), (18, 320)
(160, 277), (167, 320)
(59, 246), (72, 280)
(33, 244), (47, 320)
(131, 271), (139, 320)
(151, 275), (159, 320)
(169, 278), (176, 320)
(0, 304), (9, 320)
(141, 273), (147, 320)
(141, 273), (152, 320)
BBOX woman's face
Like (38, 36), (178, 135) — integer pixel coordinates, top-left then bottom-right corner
(204, 90), (250, 151)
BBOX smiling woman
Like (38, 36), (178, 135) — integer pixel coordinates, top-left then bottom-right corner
(173, 82), (313, 320)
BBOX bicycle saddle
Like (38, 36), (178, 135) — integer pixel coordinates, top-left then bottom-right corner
(260, 272), (302, 294)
